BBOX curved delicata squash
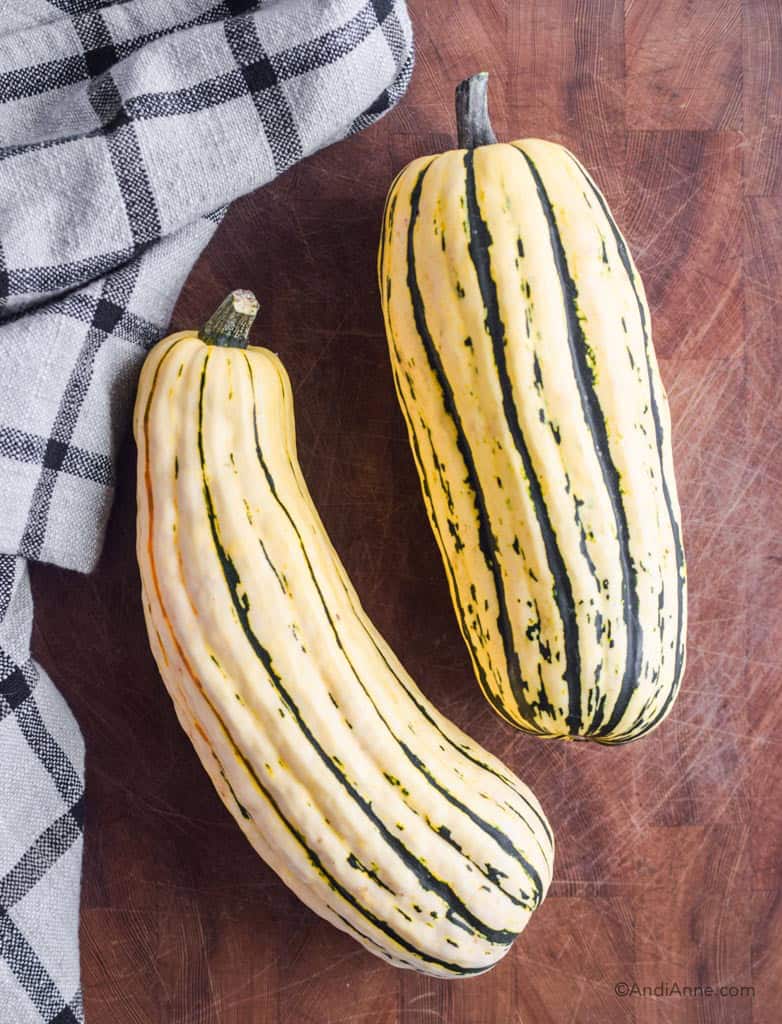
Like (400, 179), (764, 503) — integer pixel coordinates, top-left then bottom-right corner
(134, 292), (554, 977)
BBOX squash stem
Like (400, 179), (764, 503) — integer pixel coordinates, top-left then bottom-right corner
(199, 290), (259, 349)
(456, 73), (498, 149)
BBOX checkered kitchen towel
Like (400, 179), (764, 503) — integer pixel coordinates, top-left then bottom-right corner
(0, 2), (413, 1019)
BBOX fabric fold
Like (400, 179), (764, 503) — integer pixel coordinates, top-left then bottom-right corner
(0, 0), (413, 569)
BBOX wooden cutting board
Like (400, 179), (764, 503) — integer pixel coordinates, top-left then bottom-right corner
(32, 1), (781, 1021)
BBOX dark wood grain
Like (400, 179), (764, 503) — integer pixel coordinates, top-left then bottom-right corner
(29, 2), (780, 1021)
(625, 0), (742, 130)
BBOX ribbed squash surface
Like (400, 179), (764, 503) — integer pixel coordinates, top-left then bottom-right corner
(134, 332), (553, 977)
(379, 140), (686, 743)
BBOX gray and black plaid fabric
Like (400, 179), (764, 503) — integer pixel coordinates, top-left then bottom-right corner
(0, 2), (413, 1019)
(0, 554), (85, 1024)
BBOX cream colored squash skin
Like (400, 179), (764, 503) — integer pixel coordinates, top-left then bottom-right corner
(379, 75), (687, 744)
(133, 292), (553, 978)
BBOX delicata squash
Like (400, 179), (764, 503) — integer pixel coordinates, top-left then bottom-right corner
(134, 291), (553, 977)
(379, 75), (687, 744)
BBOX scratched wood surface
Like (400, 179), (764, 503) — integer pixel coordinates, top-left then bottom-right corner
(30, 1), (781, 1022)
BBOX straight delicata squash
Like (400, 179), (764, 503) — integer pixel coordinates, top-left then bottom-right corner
(379, 74), (687, 744)
(134, 291), (554, 977)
